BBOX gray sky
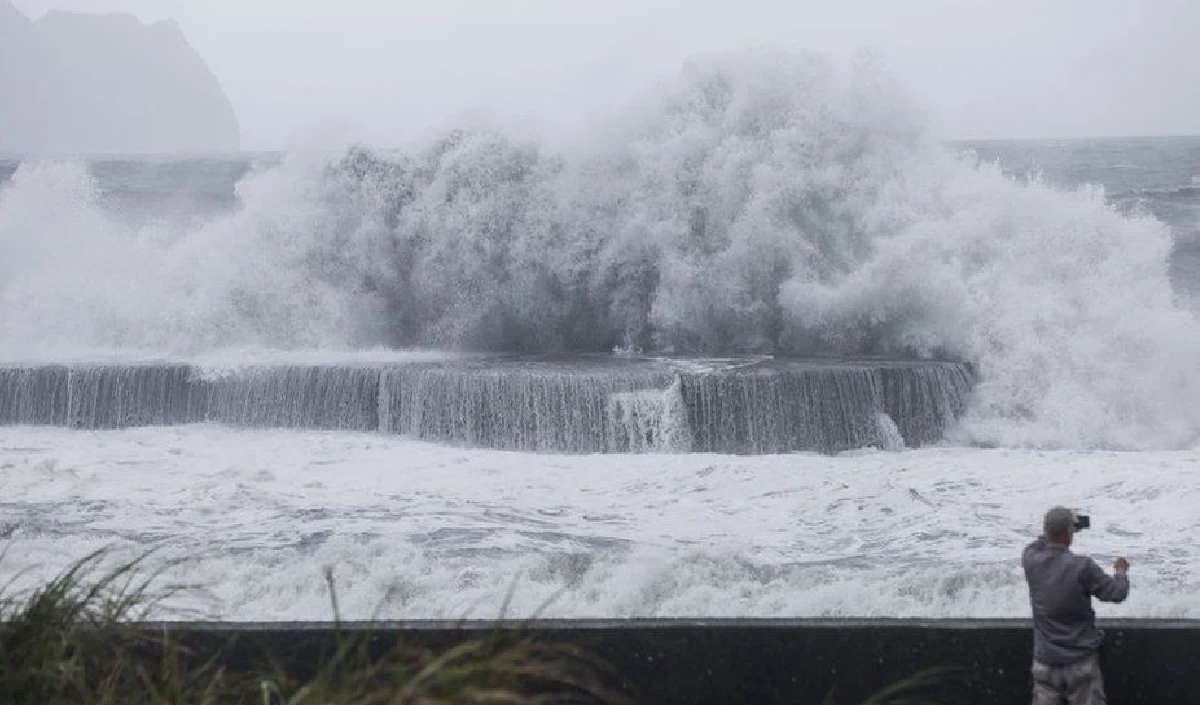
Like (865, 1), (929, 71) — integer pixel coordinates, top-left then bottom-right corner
(12, 0), (1200, 149)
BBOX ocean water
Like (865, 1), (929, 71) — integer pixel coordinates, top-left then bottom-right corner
(957, 137), (1200, 299)
(4, 426), (1198, 620)
(2, 53), (1199, 619)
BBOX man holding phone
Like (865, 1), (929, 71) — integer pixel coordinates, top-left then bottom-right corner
(1022, 506), (1130, 705)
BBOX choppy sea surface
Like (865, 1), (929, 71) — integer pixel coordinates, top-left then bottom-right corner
(4, 426), (1197, 620)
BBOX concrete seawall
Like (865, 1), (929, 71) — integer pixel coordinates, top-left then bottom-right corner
(146, 618), (1200, 704)
(0, 359), (972, 453)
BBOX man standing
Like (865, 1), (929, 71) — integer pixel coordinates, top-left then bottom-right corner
(1023, 506), (1130, 705)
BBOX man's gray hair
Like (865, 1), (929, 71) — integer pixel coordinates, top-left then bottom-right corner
(1044, 506), (1075, 537)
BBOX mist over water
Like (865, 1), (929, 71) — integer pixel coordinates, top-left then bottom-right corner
(2, 51), (1199, 449)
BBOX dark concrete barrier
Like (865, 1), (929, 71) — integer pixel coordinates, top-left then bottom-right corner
(148, 619), (1200, 705)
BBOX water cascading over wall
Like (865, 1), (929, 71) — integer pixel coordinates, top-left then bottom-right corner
(0, 365), (198, 427)
(680, 361), (972, 453)
(377, 361), (686, 453)
(202, 366), (382, 430)
(0, 365), (381, 431)
(0, 359), (972, 453)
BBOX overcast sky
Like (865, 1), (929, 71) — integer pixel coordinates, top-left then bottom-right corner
(12, 0), (1200, 149)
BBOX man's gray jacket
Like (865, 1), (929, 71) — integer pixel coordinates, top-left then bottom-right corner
(1022, 536), (1130, 666)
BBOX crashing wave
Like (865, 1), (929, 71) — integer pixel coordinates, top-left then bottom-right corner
(1, 51), (1198, 449)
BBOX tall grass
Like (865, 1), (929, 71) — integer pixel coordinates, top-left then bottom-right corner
(0, 549), (230, 704)
(0, 550), (628, 705)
